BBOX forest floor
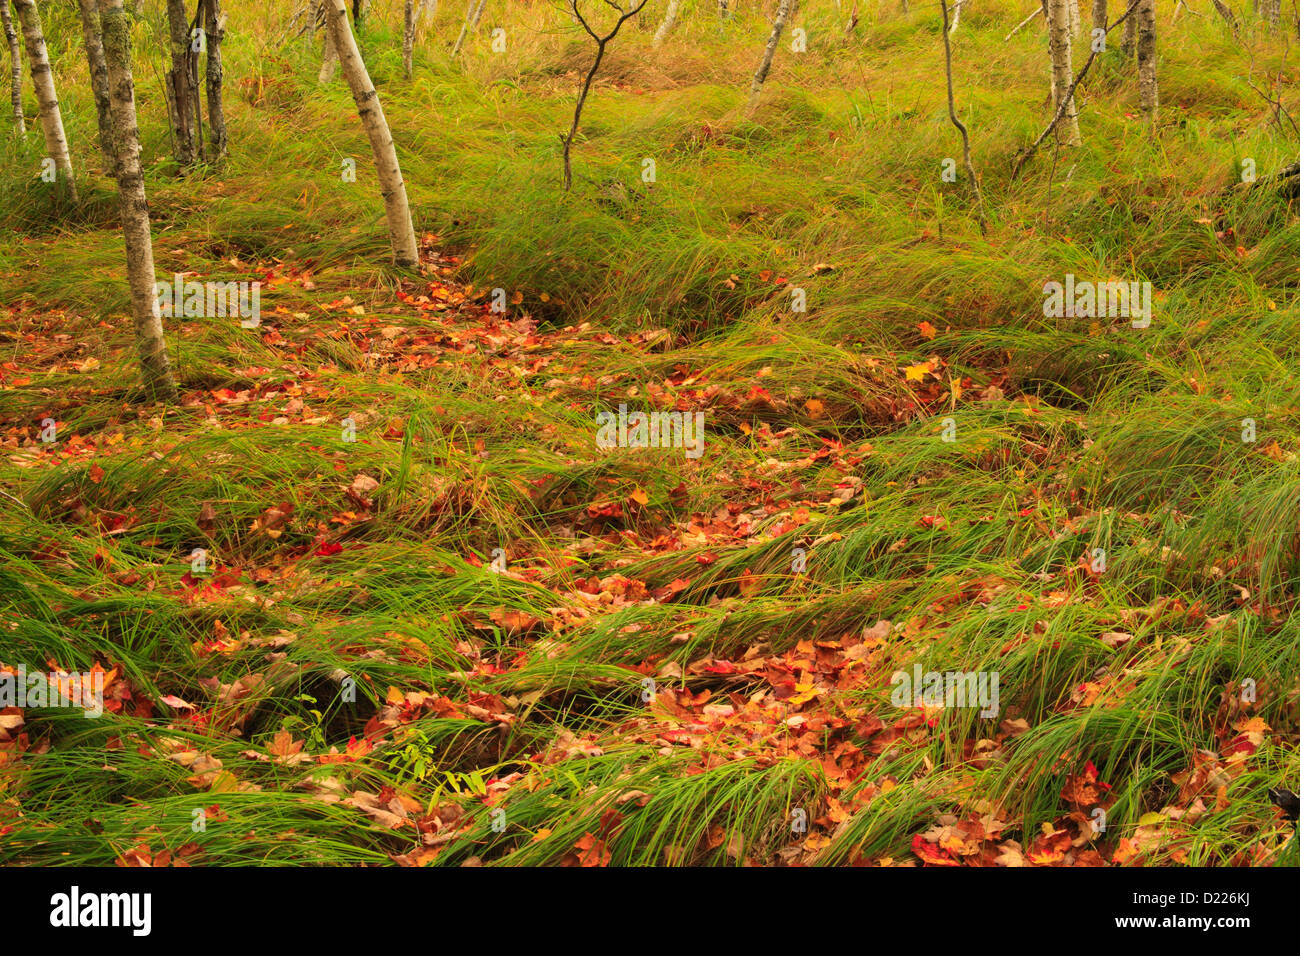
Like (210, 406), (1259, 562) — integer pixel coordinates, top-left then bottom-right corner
(3, 0), (1300, 866)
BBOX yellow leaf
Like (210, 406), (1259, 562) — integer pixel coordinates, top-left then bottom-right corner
(904, 362), (931, 382)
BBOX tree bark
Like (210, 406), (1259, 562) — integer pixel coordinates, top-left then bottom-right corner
(451, 0), (485, 57)
(77, 0), (119, 178)
(1121, 3), (1135, 54)
(13, 0), (75, 200)
(318, 15), (339, 82)
(164, 0), (200, 166)
(748, 0), (793, 111)
(403, 0), (415, 77)
(323, 0), (419, 267)
(97, 0), (178, 400)
(1136, 0), (1156, 122)
(1, 0), (23, 135)
(1047, 0), (1080, 146)
(652, 0), (681, 46)
(204, 0), (227, 162)
(1092, 0), (1106, 30)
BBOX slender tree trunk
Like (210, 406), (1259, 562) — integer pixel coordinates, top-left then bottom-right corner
(77, 0), (119, 178)
(204, 0), (227, 162)
(949, 0), (964, 31)
(939, 0), (986, 233)
(451, 0), (485, 57)
(653, 0), (681, 46)
(1092, 0), (1106, 30)
(1, 0), (23, 135)
(1263, 0), (1280, 27)
(403, 0), (415, 77)
(164, 0), (200, 166)
(319, 18), (339, 81)
(13, 0), (75, 200)
(419, 0), (437, 22)
(97, 0), (178, 400)
(1137, 0), (1156, 122)
(1121, 4), (1136, 54)
(748, 0), (792, 111)
(323, 0), (419, 267)
(1047, 0), (1080, 146)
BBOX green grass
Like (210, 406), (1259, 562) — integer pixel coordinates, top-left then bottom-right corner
(1, 0), (1299, 867)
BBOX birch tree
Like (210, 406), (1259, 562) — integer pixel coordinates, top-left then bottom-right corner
(451, 0), (486, 57)
(13, 0), (75, 200)
(203, 0), (227, 163)
(749, 0), (793, 111)
(1047, 0), (1080, 146)
(1136, 0), (1155, 122)
(97, 0), (178, 399)
(403, 0), (415, 77)
(164, 0), (201, 166)
(323, 0), (419, 267)
(1, 0), (22, 135)
(653, 0), (682, 47)
(76, 0), (118, 177)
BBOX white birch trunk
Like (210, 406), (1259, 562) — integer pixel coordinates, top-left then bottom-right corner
(97, 0), (177, 399)
(403, 0), (415, 77)
(324, 0), (419, 268)
(1, 0), (23, 135)
(1047, 0), (1080, 146)
(748, 0), (792, 110)
(14, 0), (75, 199)
(77, 0), (118, 177)
(1137, 0), (1156, 122)
(653, 0), (682, 46)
